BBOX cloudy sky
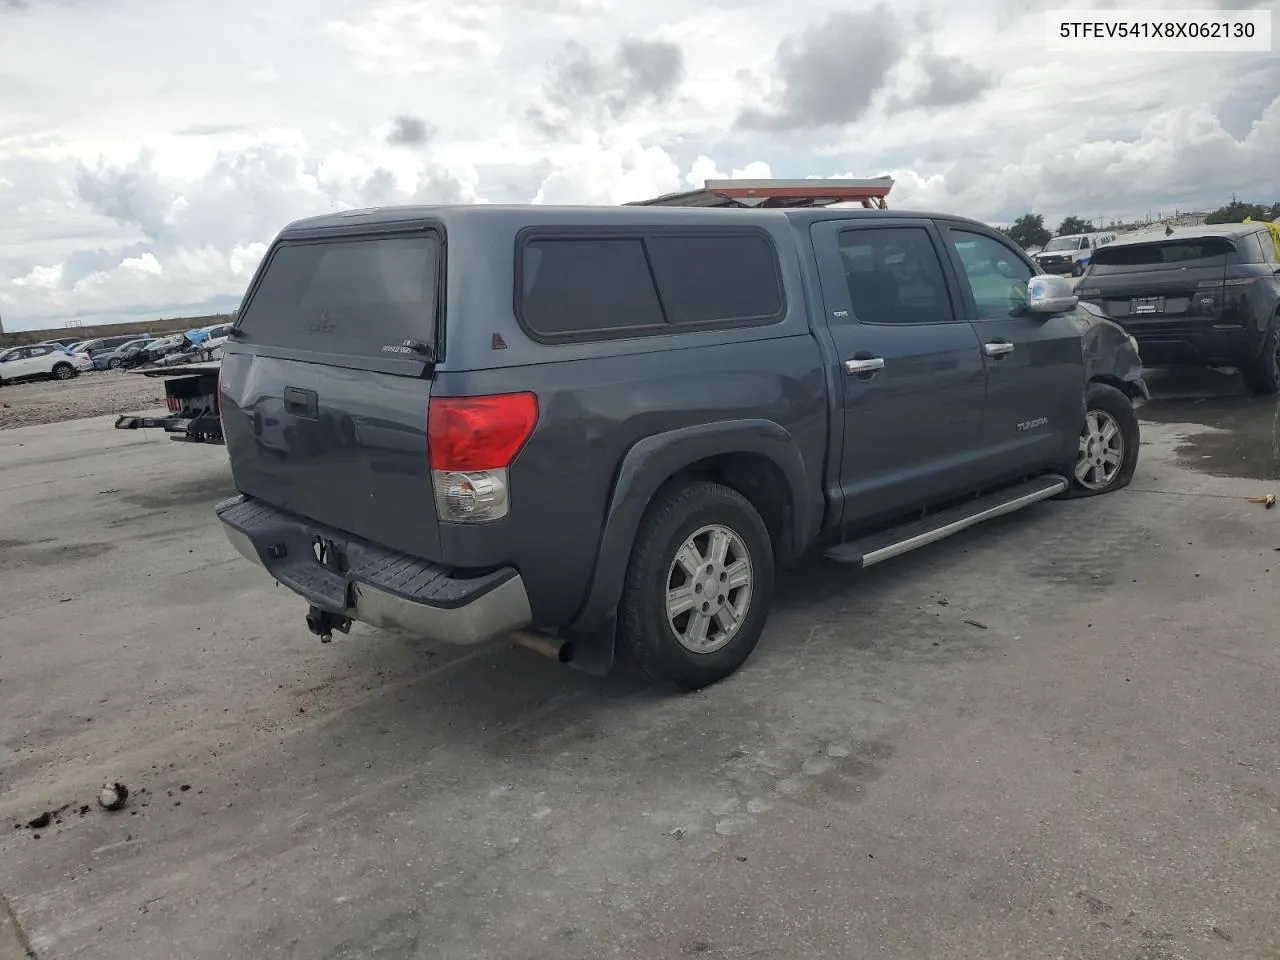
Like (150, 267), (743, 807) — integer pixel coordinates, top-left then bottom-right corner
(0, 0), (1276, 331)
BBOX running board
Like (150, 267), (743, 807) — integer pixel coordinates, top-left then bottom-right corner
(822, 475), (1068, 570)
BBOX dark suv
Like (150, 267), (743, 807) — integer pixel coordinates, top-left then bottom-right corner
(1076, 223), (1280, 393)
(215, 204), (1145, 688)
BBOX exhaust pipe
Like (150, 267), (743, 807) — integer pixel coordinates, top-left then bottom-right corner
(511, 630), (574, 664)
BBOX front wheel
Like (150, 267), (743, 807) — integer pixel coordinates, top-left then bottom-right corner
(617, 481), (775, 690)
(107, 357), (122, 369)
(52, 363), (76, 381)
(1067, 382), (1139, 498)
(1241, 324), (1280, 395)
(1071, 262), (1085, 277)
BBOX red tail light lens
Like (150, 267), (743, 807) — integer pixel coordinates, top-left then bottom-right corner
(428, 393), (538, 471)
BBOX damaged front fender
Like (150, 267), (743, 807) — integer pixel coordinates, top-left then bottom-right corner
(1069, 301), (1148, 400)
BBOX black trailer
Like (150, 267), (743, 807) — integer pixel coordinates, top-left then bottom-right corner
(114, 361), (224, 444)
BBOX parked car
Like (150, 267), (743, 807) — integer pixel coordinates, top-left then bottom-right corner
(0, 343), (92, 384)
(215, 204), (1145, 689)
(93, 337), (154, 370)
(73, 334), (146, 361)
(136, 335), (183, 363)
(1033, 232), (1118, 276)
(1076, 223), (1280, 393)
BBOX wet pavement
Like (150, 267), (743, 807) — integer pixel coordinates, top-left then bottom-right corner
(1138, 368), (1280, 481)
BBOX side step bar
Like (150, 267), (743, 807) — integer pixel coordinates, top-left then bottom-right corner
(822, 475), (1068, 570)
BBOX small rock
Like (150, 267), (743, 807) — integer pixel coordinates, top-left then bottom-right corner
(668, 827), (686, 840)
(179, 784), (190, 792)
(98, 782), (129, 811)
(27, 811), (52, 830)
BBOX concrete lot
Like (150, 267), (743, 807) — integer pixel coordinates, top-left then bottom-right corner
(2, 371), (1279, 960)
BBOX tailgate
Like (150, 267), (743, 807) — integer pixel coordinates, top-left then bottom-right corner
(220, 227), (443, 560)
(1082, 237), (1232, 325)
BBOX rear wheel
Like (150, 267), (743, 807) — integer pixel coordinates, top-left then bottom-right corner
(617, 481), (774, 690)
(52, 363), (76, 381)
(1066, 382), (1139, 498)
(107, 357), (122, 369)
(1241, 323), (1280, 395)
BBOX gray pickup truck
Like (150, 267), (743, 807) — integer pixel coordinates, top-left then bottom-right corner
(215, 204), (1146, 689)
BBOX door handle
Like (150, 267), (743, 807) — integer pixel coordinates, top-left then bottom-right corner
(844, 357), (885, 375)
(983, 341), (1014, 358)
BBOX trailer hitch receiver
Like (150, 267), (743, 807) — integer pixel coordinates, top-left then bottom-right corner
(306, 605), (352, 644)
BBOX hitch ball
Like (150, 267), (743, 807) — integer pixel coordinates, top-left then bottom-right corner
(305, 605), (352, 643)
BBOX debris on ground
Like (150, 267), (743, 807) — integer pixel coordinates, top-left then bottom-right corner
(26, 811), (51, 830)
(1246, 494), (1276, 508)
(98, 782), (129, 811)
(963, 619), (989, 630)
(668, 827), (687, 840)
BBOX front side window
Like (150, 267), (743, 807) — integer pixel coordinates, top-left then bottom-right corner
(949, 230), (1034, 320)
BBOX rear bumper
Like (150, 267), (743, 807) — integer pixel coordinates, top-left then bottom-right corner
(215, 496), (532, 645)
(1128, 327), (1265, 367)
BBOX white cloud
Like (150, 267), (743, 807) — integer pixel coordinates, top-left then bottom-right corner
(1, 0), (1277, 330)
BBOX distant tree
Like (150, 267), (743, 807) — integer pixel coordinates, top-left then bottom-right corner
(1007, 213), (1052, 250)
(1204, 197), (1273, 224)
(1056, 216), (1095, 236)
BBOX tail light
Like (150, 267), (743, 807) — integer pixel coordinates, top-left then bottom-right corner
(427, 393), (538, 524)
(166, 396), (182, 413)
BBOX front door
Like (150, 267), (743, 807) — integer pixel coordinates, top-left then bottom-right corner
(811, 219), (988, 529)
(940, 226), (1086, 479)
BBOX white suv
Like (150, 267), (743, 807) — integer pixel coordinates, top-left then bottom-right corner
(0, 344), (92, 385)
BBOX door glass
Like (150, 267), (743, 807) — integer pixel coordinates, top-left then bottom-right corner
(837, 227), (956, 324)
(950, 230), (1034, 320)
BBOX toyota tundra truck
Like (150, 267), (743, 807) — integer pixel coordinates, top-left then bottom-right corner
(215, 202), (1146, 689)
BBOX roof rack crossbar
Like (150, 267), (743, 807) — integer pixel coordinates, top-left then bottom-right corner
(628, 177), (893, 210)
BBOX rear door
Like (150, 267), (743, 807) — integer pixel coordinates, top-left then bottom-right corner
(220, 223), (444, 559)
(941, 226), (1085, 477)
(811, 218), (987, 527)
(26, 345), (57, 375)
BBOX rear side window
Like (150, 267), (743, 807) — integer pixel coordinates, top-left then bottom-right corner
(520, 238), (665, 336)
(518, 232), (784, 340)
(1241, 232), (1267, 264)
(240, 233), (440, 359)
(838, 227), (957, 324)
(1091, 237), (1235, 271)
(646, 235), (783, 325)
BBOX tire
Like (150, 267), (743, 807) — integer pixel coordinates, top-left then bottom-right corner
(107, 357), (121, 369)
(616, 481), (775, 690)
(1072, 262), (1084, 277)
(1241, 323), (1280, 395)
(52, 363), (76, 381)
(1066, 382), (1139, 498)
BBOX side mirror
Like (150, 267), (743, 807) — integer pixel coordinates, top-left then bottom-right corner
(1027, 274), (1079, 314)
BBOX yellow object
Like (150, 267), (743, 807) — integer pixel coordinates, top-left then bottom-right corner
(1243, 216), (1280, 260)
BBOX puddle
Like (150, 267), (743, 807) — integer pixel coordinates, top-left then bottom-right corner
(1139, 376), (1280, 480)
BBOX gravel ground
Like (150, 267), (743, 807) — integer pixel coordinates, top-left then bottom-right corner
(0, 372), (167, 430)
